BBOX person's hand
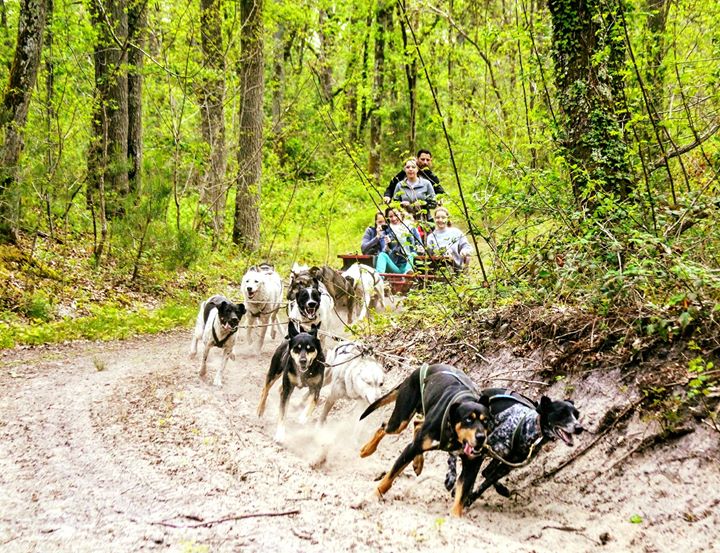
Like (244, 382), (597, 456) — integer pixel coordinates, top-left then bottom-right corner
(400, 200), (410, 207)
(383, 196), (391, 204)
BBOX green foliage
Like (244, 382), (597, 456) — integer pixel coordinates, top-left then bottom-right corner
(0, 300), (195, 349)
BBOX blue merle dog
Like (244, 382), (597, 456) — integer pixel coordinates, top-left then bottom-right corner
(445, 388), (583, 506)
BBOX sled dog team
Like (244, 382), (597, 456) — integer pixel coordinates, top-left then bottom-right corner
(189, 262), (584, 517)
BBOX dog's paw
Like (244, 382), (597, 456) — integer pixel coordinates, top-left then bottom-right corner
(444, 472), (457, 493)
(350, 489), (382, 510)
(412, 454), (425, 476)
(274, 425), (286, 444)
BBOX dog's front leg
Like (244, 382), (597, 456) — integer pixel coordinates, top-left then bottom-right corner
(199, 344), (211, 378)
(318, 383), (341, 424)
(275, 380), (295, 443)
(299, 384), (321, 424)
(465, 459), (513, 507)
(256, 317), (269, 355)
(451, 456), (482, 517)
(213, 344), (233, 387)
(376, 437), (423, 498)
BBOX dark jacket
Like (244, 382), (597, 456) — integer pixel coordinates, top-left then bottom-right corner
(361, 226), (388, 255)
(383, 168), (444, 199)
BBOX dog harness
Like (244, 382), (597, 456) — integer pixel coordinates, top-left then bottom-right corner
(325, 342), (373, 368)
(211, 325), (237, 348)
(483, 394), (545, 467)
(418, 363), (483, 450)
(247, 302), (282, 317)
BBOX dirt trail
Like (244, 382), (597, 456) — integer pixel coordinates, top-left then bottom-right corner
(0, 329), (718, 552)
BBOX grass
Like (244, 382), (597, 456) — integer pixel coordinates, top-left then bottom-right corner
(0, 300), (196, 349)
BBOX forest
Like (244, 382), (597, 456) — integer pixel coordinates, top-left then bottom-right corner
(0, 0), (719, 391)
(1, 1), (720, 550)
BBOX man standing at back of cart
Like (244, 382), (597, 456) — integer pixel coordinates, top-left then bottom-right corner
(382, 149), (444, 204)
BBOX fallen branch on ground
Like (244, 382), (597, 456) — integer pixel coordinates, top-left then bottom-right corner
(152, 509), (300, 529)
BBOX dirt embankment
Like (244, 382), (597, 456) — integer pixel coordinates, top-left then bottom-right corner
(0, 313), (718, 552)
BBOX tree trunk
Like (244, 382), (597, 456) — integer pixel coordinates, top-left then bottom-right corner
(232, 0), (264, 251)
(89, 0), (129, 217)
(316, 9), (334, 106)
(0, 0), (48, 243)
(128, 0), (147, 196)
(199, 0), (227, 243)
(548, 0), (632, 208)
(270, 23), (291, 160)
(398, 2), (417, 154)
(368, 2), (391, 186)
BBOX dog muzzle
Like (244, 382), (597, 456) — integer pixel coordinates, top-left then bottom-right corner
(302, 304), (318, 319)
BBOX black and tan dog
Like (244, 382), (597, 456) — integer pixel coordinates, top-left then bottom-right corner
(444, 388), (583, 506)
(359, 363), (490, 517)
(257, 322), (325, 443)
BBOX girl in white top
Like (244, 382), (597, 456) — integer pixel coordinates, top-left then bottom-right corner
(425, 206), (472, 270)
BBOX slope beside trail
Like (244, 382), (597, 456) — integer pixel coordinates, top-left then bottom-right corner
(0, 328), (718, 552)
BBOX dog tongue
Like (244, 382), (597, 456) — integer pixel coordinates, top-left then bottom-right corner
(464, 442), (474, 456)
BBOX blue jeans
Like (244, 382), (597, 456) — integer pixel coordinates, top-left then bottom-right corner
(375, 252), (412, 274)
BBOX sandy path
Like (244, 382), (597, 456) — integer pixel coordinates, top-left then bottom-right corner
(0, 330), (718, 552)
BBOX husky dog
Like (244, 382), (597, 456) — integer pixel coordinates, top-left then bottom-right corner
(319, 341), (385, 423)
(241, 263), (284, 354)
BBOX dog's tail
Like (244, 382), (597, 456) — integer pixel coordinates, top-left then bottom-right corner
(359, 387), (400, 420)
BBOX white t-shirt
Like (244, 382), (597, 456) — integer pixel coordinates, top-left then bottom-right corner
(426, 226), (471, 266)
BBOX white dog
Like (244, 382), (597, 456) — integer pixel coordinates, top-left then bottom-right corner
(241, 263), (284, 355)
(319, 341), (385, 423)
(342, 262), (385, 321)
(189, 294), (246, 387)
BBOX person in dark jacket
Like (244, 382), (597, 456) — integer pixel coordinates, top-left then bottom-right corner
(361, 212), (389, 255)
(383, 149), (444, 203)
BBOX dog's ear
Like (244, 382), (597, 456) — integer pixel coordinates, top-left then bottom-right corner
(312, 277), (320, 289)
(344, 275), (355, 288)
(236, 303), (246, 316)
(309, 323), (320, 338)
(309, 266), (321, 278)
(479, 394), (490, 407)
(539, 396), (553, 413)
(288, 321), (299, 339)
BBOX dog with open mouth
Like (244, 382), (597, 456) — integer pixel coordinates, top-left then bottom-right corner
(358, 363), (490, 517)
(189, 294), (246, 387)
(257, 322), (325, 443)
(444, 388), (583, 505)
(287, 276), (335, 350)
(241, 263), (284, 355)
